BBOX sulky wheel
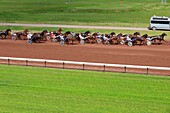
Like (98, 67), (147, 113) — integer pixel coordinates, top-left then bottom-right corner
(127, 41), (133, 47)
(105, 40), (109, 46)
(53, 38), (57, 43)
(12, 36), (17, 41)
(120, 40), (125, 45)
(47, 36), (51, 41)
(80, 39), (85, 45)
(97, 38), (102, 44)
(60, 41), (64, 46)
(27, 40), (32, 44)
(146, 40), (152, 46)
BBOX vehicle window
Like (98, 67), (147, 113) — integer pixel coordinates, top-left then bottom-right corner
(151, 21), (169, 24)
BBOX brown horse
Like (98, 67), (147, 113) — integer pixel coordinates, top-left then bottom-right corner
(108, 32), (120, 45)
(57, 28), (63, 34)
(133, 34), (149, 45)
(64, 31), (78, 45)
(0, 29), (12, 39)
(12, 29), (29, 40)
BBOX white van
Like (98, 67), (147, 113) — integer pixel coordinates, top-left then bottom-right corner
(149, 15), (170, 30)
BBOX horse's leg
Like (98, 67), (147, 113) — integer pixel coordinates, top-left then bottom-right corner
(140, 41), (143, 45)
(72, 39), (74, 45)
(3, 35), (6, 39)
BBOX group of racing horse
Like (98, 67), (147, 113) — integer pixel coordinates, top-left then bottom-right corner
(0, 28), (168, 46)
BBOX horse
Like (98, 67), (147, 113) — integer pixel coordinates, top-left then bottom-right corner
(132, 34), (149, 45)
(12, 29), (29, 40)
(116, 33), (124, 44)
(128, 32), (145, 46)
(77, 31), (92, 45)
(92, 32), (101, 44)
(57, 28), (63, 34)
(29, 30), (48, 43)
(95, 34), (110, 45)
(149, 33), (167, 44)
(46, 28), (64, 42)
(46, 31), (61, 43)
(0, 29), (12, 39)
(64, 31), (73, 44)
(108, 32), (121, 45)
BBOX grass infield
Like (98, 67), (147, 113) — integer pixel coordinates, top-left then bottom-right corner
(0, 64), (170, 113)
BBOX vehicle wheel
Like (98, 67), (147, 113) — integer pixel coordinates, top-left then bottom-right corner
(60, 41), (64, 46)
(80, 39), (85, 45)
(127, 41), (133, 47)
(27, 40), (32, 44)
(120, 40), (125, 45)
(146, 40), (152, 46)
(152, 27), (156, 31)
(53, 38), (57, 43)
(97, 38), (102, 44)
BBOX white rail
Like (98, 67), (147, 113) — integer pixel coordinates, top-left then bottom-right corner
(0, 57), (170, 71)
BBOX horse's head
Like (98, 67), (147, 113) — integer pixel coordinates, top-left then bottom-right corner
(6, 29), (12, 34)
(23, 29), (29, 35)
(142, 34), (148, 39)
(162, 33), (167, 37)
(134, 32), (140, 35)
(110, 32), (116, 36)
(57, 28), (63, 33)
(65, 31), (71, 35)
(92, 32), (97, 36)
(85, 31), (91, 36)
(105, 34), (110, 38)
(129, 34), (133, 38)
(42, 29), (48, 34)
(117, 33), (123, 37)
(24, 29), (29, 32)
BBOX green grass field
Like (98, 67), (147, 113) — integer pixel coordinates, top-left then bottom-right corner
(0, 0), (170, 27)
(0, 65), (170, 113)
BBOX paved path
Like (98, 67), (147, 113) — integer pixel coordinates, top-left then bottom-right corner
(0, 22), (148, 31)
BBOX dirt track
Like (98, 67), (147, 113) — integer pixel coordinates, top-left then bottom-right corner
(0, 40), (170, 68)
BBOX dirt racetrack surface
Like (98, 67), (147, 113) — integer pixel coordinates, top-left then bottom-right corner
(1, 40), (170, 67)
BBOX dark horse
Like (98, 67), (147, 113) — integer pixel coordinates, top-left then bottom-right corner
(0, 29), (12, 39)
(130, 32), (144, 45)
(79, 31), (93, 44)
(30, 30), (48, 43)
(150, 33), (167, 44)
